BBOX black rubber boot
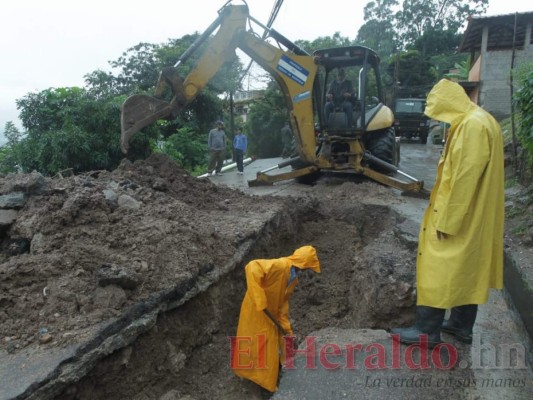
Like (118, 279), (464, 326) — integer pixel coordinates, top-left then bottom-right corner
(441, 305), (478, 344)
(390, 306), (446, 348)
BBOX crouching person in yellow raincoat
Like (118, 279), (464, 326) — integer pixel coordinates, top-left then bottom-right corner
(391, 79), (504, 347)
(231, 245), (320, 392)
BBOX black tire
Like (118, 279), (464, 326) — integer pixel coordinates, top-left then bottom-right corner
(420, 132), (428, 144)
(365, 128), (398, 172)
(290, 158), (320, 184)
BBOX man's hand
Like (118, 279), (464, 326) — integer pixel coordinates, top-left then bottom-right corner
(436, 230), (449, 240)
(293, 333), (304, 345)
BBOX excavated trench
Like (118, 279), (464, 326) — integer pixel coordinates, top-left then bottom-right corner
(49, 197), (417, 400)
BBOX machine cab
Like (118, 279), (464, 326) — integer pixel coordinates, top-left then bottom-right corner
(313, 46), (385, 136)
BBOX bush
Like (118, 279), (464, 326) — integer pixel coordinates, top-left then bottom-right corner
(512, 67), (533, 184)
(513, 67), (533, 163)
(154, 126), (208, 172)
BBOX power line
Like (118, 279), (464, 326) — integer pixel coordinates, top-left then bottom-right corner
(239, 0), (284, 86)
(265, 0), (284, 34)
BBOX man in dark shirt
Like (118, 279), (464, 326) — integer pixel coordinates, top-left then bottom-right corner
(324, 68), (355, 127)
(207, 120), (227, 176)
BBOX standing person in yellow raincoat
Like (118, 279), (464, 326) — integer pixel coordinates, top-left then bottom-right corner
(391, 79), (504, 347)
(231, 245), (320, 392)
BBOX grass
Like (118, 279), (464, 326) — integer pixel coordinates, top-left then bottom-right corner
(505, 177), (518, 189)
(505, 206), (523, 219)
(512, 222), (529, 236)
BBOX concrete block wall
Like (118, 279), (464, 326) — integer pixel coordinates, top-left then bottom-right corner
(481, 50), (511, 119)
(480, 47), (533, 120)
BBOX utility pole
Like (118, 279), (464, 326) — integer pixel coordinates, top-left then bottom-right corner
(510, 12), (518, 173)
(394, 50), (400, 100)
(229, 90), (235, 161)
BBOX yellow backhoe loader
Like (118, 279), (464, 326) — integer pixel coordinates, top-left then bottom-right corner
(120, 2), (427, 196)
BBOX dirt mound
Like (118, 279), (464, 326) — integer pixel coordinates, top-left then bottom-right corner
(1, 155), (420, 400)
(0, 154), (284, 353)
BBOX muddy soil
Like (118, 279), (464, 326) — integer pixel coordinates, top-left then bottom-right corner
(0, 154), (286, 352)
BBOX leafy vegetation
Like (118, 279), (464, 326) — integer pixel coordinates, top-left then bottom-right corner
(153, 125), (209, 173)
(0, 89), (124, 175)
(386, 50), (437, 97)
(513, 66), (533, 164)
(443, 56), (471, 81)
(247, 84), (287, 158)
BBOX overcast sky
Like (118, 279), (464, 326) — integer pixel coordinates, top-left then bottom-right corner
(1, 0), (531, 143)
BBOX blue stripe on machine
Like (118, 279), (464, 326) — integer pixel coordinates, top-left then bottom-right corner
(276, 55), (309, 86)
(293, 91), (311, 103)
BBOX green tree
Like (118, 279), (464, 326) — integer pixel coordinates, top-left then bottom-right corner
(3, 121), (23, 144)
(295, 33), (353, 54)
(247, 84), (288, 158)
(416, 27), (466, 82)
(356, 20), (397, 60)
(154, 125), (208, 173)
(429, 53), (467, 80)
(395, 0), (488, 48)
(17, 87), (87, 132)
(0, 122), (23, 173)
(10, 87), (125, 175)
(109, 42), (164, 93)
(443, 55), (471, 81)
(84, 70), (121, 99)
(358, 0), (399, 56)
(412, 27), (462, 57)
(387, 50), (436, 97)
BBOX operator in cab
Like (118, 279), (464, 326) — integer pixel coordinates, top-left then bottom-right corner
(324, 68), (355, 127)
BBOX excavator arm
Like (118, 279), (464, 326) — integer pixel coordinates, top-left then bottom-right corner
(120, 3), (428, 198)
(121, 5), (245, 153)
(120, 4), (317, 161)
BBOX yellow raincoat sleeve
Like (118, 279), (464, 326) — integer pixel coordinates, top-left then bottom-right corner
(244, 261), (268, 311)
(278, 295), (294, 336)
(434, 120), (490, 235)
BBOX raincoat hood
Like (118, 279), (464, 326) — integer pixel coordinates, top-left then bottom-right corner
(287, 245), (320, 273)
(424, 79), (475, 125)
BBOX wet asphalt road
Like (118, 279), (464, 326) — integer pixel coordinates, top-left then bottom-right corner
(397, 140), (443, 191)
(213, 140), (443, 197)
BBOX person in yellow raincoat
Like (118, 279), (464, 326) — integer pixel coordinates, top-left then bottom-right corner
(231, 245), (320, 392)
(391, 79), (504, 347)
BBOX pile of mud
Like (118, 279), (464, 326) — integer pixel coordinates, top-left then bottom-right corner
(0, 154), (286, 353)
